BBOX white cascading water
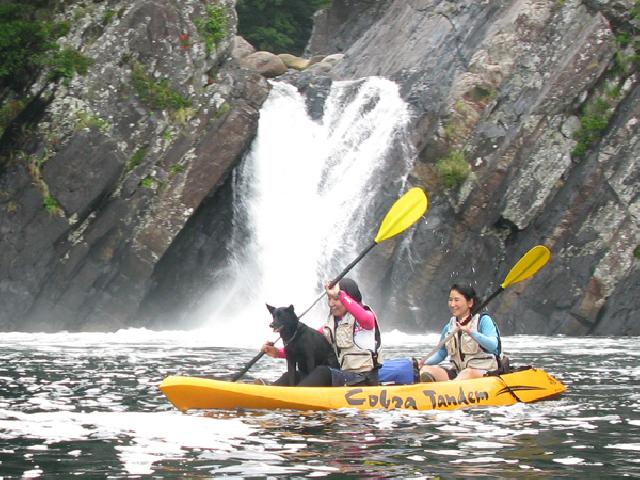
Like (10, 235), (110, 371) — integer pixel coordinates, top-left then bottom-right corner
(201, 77), (415, 345)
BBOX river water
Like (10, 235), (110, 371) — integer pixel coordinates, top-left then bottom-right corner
(1, 330), (638, 478)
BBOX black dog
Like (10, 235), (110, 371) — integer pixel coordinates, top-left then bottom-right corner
(267, 304), (339, 386)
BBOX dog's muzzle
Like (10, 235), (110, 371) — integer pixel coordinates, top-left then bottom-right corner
(269, 320), (282, 332)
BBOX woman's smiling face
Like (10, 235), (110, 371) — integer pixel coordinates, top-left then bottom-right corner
(448, 288), (473, 319)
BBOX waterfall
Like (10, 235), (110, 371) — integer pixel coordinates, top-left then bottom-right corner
(201, 77), (415, 343)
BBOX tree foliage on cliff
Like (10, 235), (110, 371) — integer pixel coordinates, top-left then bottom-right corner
(0, 2), (70, 92)
(236, 0), (330, 54)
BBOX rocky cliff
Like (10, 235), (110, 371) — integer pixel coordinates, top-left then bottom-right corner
(306, 0), (639, 335)
(0, 0), (269, 330)
(0, 0), (638, 336)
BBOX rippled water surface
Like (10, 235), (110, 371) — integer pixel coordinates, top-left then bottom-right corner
(1, 331), (639, 478)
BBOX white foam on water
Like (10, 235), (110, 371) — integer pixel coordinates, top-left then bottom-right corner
(605, 443), (640, 451)
(0, 409), (254, 475)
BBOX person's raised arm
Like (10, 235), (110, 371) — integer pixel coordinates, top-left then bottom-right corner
(339, 291), (375, 329)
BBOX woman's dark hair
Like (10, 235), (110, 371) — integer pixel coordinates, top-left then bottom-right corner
(449, 283), (480, 310)
(339, 277), (362, 303)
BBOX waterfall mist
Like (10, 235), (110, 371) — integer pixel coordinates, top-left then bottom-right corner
(197, 77), (416, 345)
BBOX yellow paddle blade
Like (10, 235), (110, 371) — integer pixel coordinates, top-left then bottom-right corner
(374, 187), (428, 243)
(501, 245), (551, 289)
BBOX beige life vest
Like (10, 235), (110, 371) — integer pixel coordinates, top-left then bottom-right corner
(323, 309), (380, 373)
(445, 314), (498, 372)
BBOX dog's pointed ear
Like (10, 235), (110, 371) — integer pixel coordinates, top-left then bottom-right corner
(266, 304), (275, 314)
(287, 304), (295, 314)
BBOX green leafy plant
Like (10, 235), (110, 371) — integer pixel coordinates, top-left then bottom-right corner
(0, 3), (70, 91)
(162, 130), (174, 141)
(140, 176), (156, 189)
(169, 164), (185, 175)
(215, 102), (230, 117)
(127, 146), (149, 171)
(102, 9), (117, 25)
(47, 48), (92, 85)
(43, 195), (60, 215)
(74, 111), (109, 132)
(436, 149), (470, 188)
(571, 98), (611, 158)
(634, 245), (640, 260)
(131, 62), (191, 111)
(632, 0), (640, 24)
(171, 106), (195, 124)
(195, 5), (228, 54)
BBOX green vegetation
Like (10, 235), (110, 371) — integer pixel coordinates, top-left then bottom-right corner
(127, 146), (149, 171)
(48, 47), (93, 85)
(43, 195), (60, 215)
(162, 130), (173, 141)
(74, 111), (109, 132)
(634, 245), (640, 260)
(195, 5), (228, 54)
(216, 102), (231, 117)
(171, 106), (195, 124)
(169, 164), (185, 175)
(571, 98), (612, 158)
(236, 0), (330, 54)
(570, 0), (640, 159)
(131, 62), (191, 111)
(102, 9), (117, 25)
(0, 3), (74, 91)
(610, 1), (640, 72)
(435, 149), (470, 188)
(140, 176), (156, 189)
(442, 120), (461, 142)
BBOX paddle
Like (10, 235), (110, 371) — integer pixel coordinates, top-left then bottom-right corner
(230, 187), (429, 382)
(419, 245), (551, 366)
(299, 186), (429, 317)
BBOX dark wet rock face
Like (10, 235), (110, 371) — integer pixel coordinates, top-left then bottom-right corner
(0, 0), (269, 331)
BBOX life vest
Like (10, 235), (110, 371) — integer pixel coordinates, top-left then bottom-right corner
(445, 313), (499, 372)
(323, 307), (382, 373)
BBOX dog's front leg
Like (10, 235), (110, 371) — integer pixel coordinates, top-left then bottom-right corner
(287, 358), (297, 386)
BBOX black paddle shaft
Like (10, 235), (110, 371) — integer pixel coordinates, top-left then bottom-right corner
(230, 351), (266, 382)
(330, 241), (377, 288)
(298, 241), (377, 318)
(471, 286), (504, 316)
(230, 337), (280, 382)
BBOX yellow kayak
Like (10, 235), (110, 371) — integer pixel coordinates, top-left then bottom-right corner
(159, 367), (565, 412)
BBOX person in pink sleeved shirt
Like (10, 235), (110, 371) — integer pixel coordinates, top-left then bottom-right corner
(261, 277), (382, 386)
